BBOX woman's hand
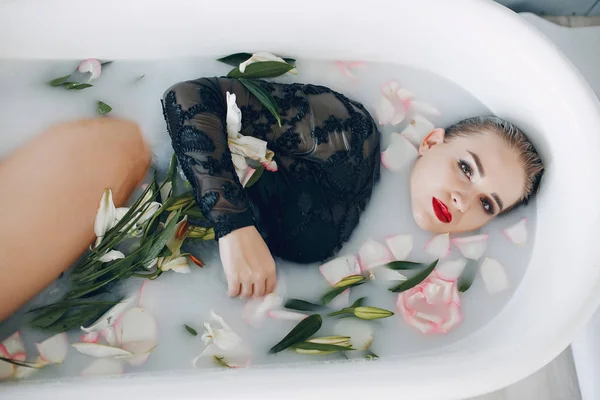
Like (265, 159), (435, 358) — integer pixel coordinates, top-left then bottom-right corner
(218, 226), (276, 298)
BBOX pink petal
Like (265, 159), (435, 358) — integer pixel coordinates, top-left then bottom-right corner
(335, 61), (357, 81)
(381, 80), (402, 98)
(396, 295), (434, 334)
(424, 233), (451, 258)
(328, 288), (350, 309)
(101, 327), (118, 346)
(262, 160), (278, 172)
(243, 293), (282, 328)
(319, 255), (360, 285)
(402, 116), (435, 145)
(77, 58), (102, 81)
(375, 96), (396, 125)
(118, 307), (158, 347)
(358, 239), (393, 271)
(11, 352), (26, 362)
(389, 104), (408, 126)
(81, 332), (100, 344)
(502, 217), (527, 246)
(36, 333), (69, 364)
(381, 133), (418, 172)
(396, 87), (414, 101)
(2, 332), (25, 356)
(451, 234), (488, 260)
(72, 343), (133, 358)
(267, 309), (308, 321)
(438, 304), (462, 333)
(81, 359), (123, 377)
(411, 100), (441, 117)
(0, 345), (9, 358)
(369, 266), (407, 283)
(385, 234), (413, 260)
(480, 257), (509, 294)
(435, 258), (467, 281)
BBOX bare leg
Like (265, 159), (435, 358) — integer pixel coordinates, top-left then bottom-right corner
(0, 118), (152, 321)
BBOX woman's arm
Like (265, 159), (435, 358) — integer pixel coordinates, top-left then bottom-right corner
(0, 118), (151, 322)
(162, 78), (276, 298)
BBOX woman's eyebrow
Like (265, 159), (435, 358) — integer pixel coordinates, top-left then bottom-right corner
(492, 193), (504, 211)
(467, 151), (485, 177)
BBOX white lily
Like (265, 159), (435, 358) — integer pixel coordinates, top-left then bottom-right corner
(239, 52), (297, 74)
(94, 189), (116, 247)
(98, 250), (125, 263)
(192, 311), (249, 368)
(226, 92), (277, 185)
(112, 189), (161, 237)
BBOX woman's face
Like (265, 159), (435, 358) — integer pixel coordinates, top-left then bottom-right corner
(409, 128), (526, 234)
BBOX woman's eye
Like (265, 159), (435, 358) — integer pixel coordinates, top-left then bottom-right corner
(459, 160), (472, 179)
(481, 197), (495, 215)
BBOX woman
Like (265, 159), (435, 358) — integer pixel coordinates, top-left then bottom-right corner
(162, 77), (544, 299)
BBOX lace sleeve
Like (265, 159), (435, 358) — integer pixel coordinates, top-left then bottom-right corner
(161, 78), (254, 239)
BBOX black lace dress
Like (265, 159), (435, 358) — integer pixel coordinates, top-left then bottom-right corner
(162, 77), (381, 263)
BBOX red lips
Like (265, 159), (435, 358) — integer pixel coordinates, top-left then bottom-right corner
(432, 197), (452, 223)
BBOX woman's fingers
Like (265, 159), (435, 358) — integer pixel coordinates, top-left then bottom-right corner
(265, 273), (276, 295)
(253, 278), (266, 297)
(240, 281), (254, 298)
(227, 276), (242, 297)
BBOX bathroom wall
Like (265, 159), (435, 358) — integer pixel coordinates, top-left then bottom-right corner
(496, 0), (600, 15)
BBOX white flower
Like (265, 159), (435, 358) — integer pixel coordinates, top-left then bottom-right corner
(192, 311), (249, 368)
(98, 250), (125, 263)
(239, 52), (297, 74)
(78, 58), (102, 81)
(226, 92), (278, 185)
(94, 189), (116, 247)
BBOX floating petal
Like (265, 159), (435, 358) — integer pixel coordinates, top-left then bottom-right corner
(385, 234), (413, 260)
(81, 332), (100, 344)
(451, 234), (488, 260)
(81, 295), (136, 333)
(375, 96), (396, 125)
(381, 133), (418, 172)
(98, 250), (125, 263)
(358, 239), (393, 271)
(480, 257), (509, 294)
(502, 217), (527, 246)
(77, 58), (102, 81)
(319, 255), (361, 285)
(2, 332), (25, 356)
(118, 307), (158, 347)
(36, 333), (68, 364)
(425, 233), (451, 258)
(436, 258), (467, 281)
(72, 343), (133, 358)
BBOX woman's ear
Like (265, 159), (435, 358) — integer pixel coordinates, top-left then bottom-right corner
(418, 128), (445, 155)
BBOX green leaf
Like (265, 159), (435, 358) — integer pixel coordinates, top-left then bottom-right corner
(96, 101), (112, 115)
(389, 259), (439, 293)
(244, 166), (265, 188)
(227, 61), (294, 79)
(321, 280), (365, 305)
(328, 308), (353, 317)
(217, 52), (296, 67)
(458, 259), (478, 292)
(166, 153), (178, 183)
(182, 206), (207, 220)
(65, 82), (93, 90)
(269, 314), (322, 354)
(238, 78), (282, 127)
(350, 297), (366, 308)
(158, 246), (173, 258)
(213, 355), (233, 368)
(48, 74), (71, 87)
(292, 342), (353, 352)
(36, 302), (115, 333)
(139, 210), (181, 266)
(30, 307), (69, 329)
(284, 299), (322, 312)
(333, 274), (365, 288)
(385, 260), (425, 270)
(184, 324), (198, 336)
(365, 351), (379, 360)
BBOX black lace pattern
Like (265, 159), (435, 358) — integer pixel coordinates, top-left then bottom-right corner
(162, 77), (381, 263)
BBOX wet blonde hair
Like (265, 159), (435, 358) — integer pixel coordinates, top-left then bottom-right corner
(444, 116), (544, 213)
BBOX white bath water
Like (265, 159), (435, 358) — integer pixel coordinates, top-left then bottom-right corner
(0, 57), (535, 381)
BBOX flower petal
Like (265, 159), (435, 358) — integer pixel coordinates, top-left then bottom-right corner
(436, 258), (467, 281)
(94, 189), (116, 241)
(380, 133), (418, 172)
(2, 332), (25, 356)
(424, 233), (451, 258)
(438, 304), (462, 333)
(241, 167), (257, 188)
(0, 360), (14, 381)
(375, 96), (396, 125)
(239, 52), (287, 73)
(358, 239), (394, 271)
(262, 160), (278, 172)
(98, 250), (125, 263)
(81, 332), (100, 344)
(100, 327), (118, 346)
(160, 256), (191, 273)
(81, 296), (136, 333)
(78, 58), (102, 81)
(243, 293), (282, 328)
(502, 217), (527, 246)
(159, 181), (173, 203)
(381, 80), (402, 98)
(385, 234), (413, 261)
(451, 234), (488, 260)
(319, 255), (360, 286)
(480, 257), (509, 294)
(226, 91), (243, 138)
(118, 307), (158, 347)
(36, 333), (69, 364)
(137, 202), (161, 225)
(411, 100), (441, 117)
(114, 207), (130, 223)
(402, 116), (435, 145)
(72, 343), (133, 358)
(369, 266), (407, 283)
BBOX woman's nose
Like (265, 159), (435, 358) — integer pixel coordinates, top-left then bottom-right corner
(451, 191), (471, 213)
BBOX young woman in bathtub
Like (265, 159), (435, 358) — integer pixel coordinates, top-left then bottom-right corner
(0, 78), (543, 320)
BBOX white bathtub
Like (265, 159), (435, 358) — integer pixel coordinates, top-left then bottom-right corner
(1, 0), (600, 398)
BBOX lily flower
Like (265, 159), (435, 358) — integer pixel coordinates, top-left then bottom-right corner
(192, 311), (250, 368)
(226, 92), (277, 185)
(94, 189), (116, 247)
(239, 52), (297, 74)
(78, 58), (102, 82)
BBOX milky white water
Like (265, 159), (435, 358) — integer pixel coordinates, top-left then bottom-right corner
(0, 57), (536, 382)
